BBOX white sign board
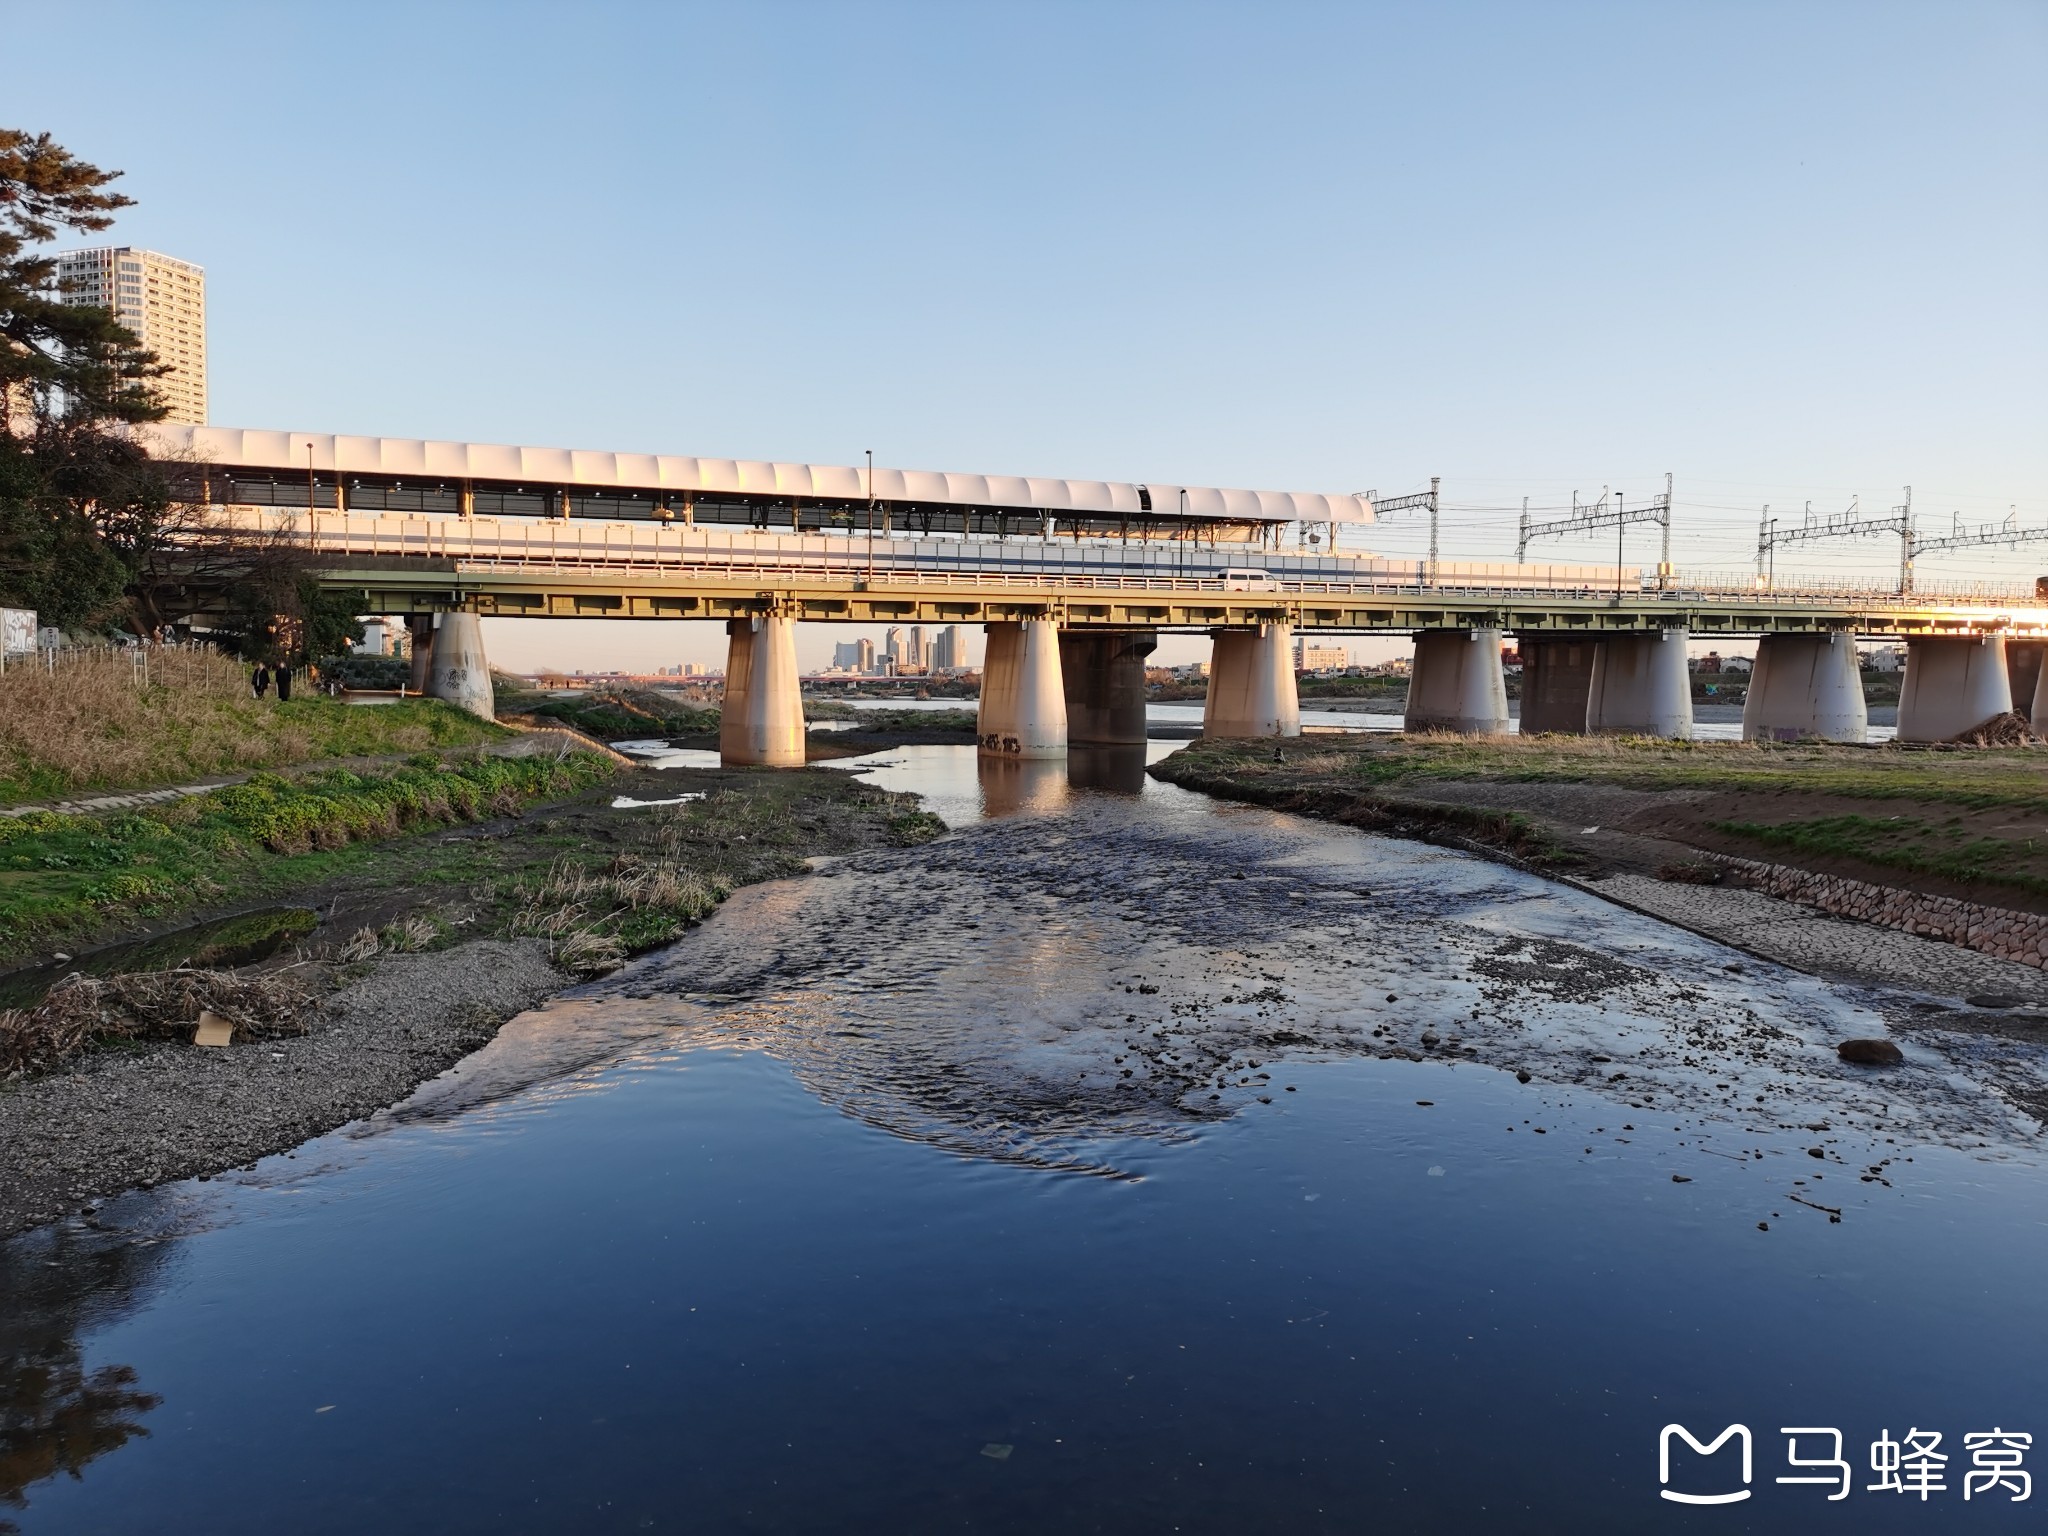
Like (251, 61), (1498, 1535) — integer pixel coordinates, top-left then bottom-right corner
(0, 608), (35, 655)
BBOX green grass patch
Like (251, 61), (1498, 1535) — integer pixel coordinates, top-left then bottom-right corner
(499, 687), (719, 739)
(1176, 734), (2048, 811)
(0, 752), (618, 949)
(1711, 813), (2048, 897)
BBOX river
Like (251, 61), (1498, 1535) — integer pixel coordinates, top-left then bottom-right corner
(1, 745), (2040, 1532)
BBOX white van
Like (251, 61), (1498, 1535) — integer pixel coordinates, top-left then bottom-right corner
(1216, 568), (1279, 592)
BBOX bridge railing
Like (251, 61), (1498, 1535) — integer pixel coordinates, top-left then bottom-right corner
(192, 506), (2037, 609)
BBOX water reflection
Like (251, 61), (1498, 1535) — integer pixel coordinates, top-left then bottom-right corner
(1065, 744), (1150, 794)
(511, 762), (2046, 1180)
(0, 1222), (169, 1533)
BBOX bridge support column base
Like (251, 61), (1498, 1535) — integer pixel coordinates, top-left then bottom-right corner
(1742, 632), (1867, 743)
(1404, 628), (1509, 734)
(2005, 641), (2047, 734)
(1587, 629), (1693, 738)
(1203, 623), (1301, 739)
(1059, 629), (1156, 746)
(1897, 633), (2013, 743)
(1515, 633), (1596, 734)
(423, 612), (495, 720)
(979, 620), (1067, 758)
(406, 615), (435, 694)
(721, 616), (806, 766)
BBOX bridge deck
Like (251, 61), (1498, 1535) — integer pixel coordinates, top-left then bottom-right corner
(178, 506), (2041, 636)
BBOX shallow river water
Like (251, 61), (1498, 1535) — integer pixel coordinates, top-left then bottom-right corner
(3, 746), (2042, 1533)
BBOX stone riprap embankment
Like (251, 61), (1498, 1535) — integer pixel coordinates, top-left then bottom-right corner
(1708, 854), (2048, 970)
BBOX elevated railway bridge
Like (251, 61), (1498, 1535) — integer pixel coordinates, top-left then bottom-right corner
(143, 426), (2044, 765)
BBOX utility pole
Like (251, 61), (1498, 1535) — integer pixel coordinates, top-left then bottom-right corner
(1897, 486), (1915, 595)
(1754, 487), (1914, 595)
(864, 449), (875, 583)
(1428, 476), (1440, 583)
(1355, 479), (1442, 586)
(1661, 471), (1673, 584)
(1615, 493), (1626, 599)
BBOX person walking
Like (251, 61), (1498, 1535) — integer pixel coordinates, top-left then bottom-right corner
(251, 662), (271, 698)
(275, 662), (294, 702)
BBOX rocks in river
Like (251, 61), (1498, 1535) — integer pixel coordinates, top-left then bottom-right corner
(1419, 1030), (1440, 1049)
(1515, 1070), (1532, 1083)
(1836, 1038), (1905, 1066)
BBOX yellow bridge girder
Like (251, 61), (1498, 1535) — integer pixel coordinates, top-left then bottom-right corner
(299, 557), (2047, 639)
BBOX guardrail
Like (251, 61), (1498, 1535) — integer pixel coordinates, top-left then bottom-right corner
(194, 506), (2037, 610)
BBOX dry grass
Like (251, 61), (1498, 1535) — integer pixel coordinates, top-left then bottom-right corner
(0, 966), (312, 1079)
(335, 927), (381, 962)
(378, 914), (441, 953)
(509, 852), (731, 976)
(0, 645), (505, 803)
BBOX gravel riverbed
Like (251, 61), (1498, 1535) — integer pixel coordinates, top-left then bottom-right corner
(0, 941), (568, 1236)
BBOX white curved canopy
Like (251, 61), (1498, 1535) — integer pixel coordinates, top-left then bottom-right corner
(139, 424), (1375, 525)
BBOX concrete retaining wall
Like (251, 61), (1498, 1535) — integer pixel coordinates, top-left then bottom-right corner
(1705, 853), (2048, 970)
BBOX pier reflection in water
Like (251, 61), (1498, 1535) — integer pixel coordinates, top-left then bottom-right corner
(3, 745), (2043, 1535)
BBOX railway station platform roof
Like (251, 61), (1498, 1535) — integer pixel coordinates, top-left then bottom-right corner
(139, 424), (1375, 529)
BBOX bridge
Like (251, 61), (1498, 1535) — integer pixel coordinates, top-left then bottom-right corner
(141, 425), (2046, 765)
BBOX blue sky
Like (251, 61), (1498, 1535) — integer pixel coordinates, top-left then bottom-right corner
(8, 0), (2044, 670)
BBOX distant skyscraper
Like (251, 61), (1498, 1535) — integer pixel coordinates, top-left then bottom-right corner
(930, 625), (960, 673)
(856, 637), (876, 673)
(832, 640), (862, 671)
(53, 247), (208, 424)
(904, 625), (926, 672)
(883, 626), (904, 667)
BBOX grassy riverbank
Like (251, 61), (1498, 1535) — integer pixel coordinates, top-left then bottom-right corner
(1152, 734), (2048, 910)
(0, 753), (621, 958)
(0, 648), (507, 805)
(0, 754), (948, 1229)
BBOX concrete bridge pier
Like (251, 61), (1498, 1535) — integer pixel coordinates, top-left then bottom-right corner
(720, 614), (806, 766)
(1742, 632), (1868, 743)
(1586, 628), (1693, 738)
(979, 619), (1068, 758)
(1403, 628), (1509, 734)
(2005, 641), (2046, 732)
(423, 612), (496, 720)
(1203, 624), (1301, 739)
(406, 615), (435, 694)
(1515, 634), (1597, 734)
(1896, 634), (2013, 742)
(1059, 629), (1157, 746)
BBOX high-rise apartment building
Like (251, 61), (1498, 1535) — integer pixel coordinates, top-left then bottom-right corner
(930, 625), (961, 674)
(53, 247), (208, 423)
